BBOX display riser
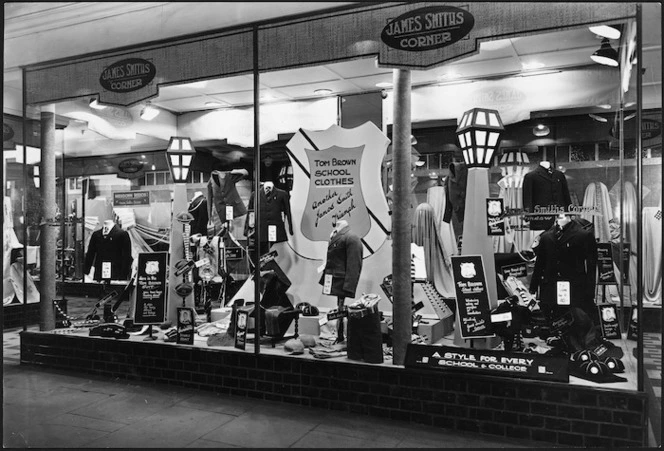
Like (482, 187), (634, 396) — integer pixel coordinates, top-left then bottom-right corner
(20, 332), (648, 447)
(3, 303), (40, 328)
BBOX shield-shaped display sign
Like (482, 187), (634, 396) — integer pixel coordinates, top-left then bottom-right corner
(286, 123), (391, 260)
(303, 145), (370, 241)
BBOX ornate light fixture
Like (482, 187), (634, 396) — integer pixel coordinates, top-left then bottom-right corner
(166, 137), (196, 183)
(455, 107), (505, 168)
(591, 38), (619, 67)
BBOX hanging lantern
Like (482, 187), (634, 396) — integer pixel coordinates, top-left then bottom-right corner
(455, 108), (505, 168)
(166, 137), (196, 183)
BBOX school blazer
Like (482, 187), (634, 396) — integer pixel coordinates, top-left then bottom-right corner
(319, 227), (363, 298)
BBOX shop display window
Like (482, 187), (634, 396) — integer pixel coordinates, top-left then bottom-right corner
(6, 6), (659, 403)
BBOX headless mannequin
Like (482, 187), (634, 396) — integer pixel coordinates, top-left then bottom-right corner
(102, 219), (115, 236)
(264, 181), (274, 194)
(333, 220), (349, 343)
(556, 212), (571, 229)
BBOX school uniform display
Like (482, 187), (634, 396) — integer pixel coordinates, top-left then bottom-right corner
(207, 170), (247, 222)
(529, 218), (597, 320)
(319, 224), (363, 298)
(188, 193), (209, 236)
(84, 224), (133, 281)
(522, 164), (572, 230)
(248, 185), (293, 245)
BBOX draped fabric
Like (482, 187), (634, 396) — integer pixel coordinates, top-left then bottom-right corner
(426, 186), (457, 261)
(581, 182), (613, 243)
(643, 206), (662, 305)
(412, 203), (455, 297)
(493, 166), (537, 254)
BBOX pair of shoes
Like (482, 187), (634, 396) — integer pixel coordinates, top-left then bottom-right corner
(164, 328), (177, 342)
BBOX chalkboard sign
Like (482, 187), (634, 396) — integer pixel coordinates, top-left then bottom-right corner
(486, 198), (505, 236)
(134, 252), (168, 325)
(451, 255), (494, 339)
(596, 243), (617, 285)
(627, 305), (638, 341)
(176, 307), (195, 345)
(611, 242), (631, 285)
(597, 303), (621, 339)
(234, 309), (248, 350)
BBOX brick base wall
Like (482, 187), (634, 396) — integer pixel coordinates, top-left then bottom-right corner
(20, 332), (648, 447)
(3, 303), (40, 328)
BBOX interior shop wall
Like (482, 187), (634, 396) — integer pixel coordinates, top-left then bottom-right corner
(177, 97), (338, 147)
(383, 67), (620, 127)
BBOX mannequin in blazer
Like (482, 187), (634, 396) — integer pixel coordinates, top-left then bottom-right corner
(247, 181), (293, 252)
(188, 191), (209, 236)
(529, 214), (598, 321)
(319, 220), (363, 343)
(84, 220), (133, 281)
(522, 161), (572, 230)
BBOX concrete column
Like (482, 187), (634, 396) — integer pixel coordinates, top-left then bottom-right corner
(39, 105), (56, 330)
(391, 69), (412, 365)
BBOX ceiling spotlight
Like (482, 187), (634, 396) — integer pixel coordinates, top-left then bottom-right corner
(313, 89), (333, 96)
(588, 114), (608, 123)
(533, 124), (550, 137)
(89, 98), (106, 110)
(624, 112), (636, 121)
(438, 72), (462, 81)
(205, 101), (222, 107)
(589, 25), (621, 40)
(375, 82), (393, 88)
(596, 104), (612, 110)
(521, 61), (545, 70)
(591, 38), (619, 67)
(140, 103), (160, 121)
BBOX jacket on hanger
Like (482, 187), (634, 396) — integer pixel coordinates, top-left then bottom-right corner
(522, 164), (572, 230)
(530, 218), (597, 317)
(84, 225), (133, 281)
(248, 186), (293, 244)
(319, 225), (363, 298)
(188, 194), (209, 236)
(207, 171), (247, 222)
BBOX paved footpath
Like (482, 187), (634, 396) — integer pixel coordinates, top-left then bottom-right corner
(3, 327), (553, 449)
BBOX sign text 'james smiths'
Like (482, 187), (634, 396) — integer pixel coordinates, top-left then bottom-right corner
(100, 58), (156, 93)
(381, 6), (474, 52)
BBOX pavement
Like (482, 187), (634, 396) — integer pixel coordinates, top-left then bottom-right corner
(2, 325), (555, 449)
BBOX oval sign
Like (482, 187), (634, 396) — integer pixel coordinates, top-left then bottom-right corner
(3, 123), (15, 141)
(99, 58), (156, 93)
(642, 118), (661, 140)
(381, 6), (474, 52)
(118, 158), (144, 174)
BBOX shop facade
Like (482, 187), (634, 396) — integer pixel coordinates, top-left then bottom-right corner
(4, 2), (660, 446)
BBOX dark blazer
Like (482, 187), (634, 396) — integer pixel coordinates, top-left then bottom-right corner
(207, 171), (247, 222)
(443, 162), (468, 224)
(188, 195), (209, 236)
(319, 226), (363, 298)
(522, 165), (572, 230)
(248, 187), (293, 243)
(84, 225), (133, 281)
(530, 219), (597, 315)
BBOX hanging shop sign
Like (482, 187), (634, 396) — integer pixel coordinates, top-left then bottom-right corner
(596, 243), (617, 285)
(641, 118), (661, 140)
(286, 123), (391, 259)
(451, 255), (494, 339)
(113, 191), (150, 207)
(3, 123), (14, 141)
(380, 5), (474, 52)
(597, 303), (621, 339)
(118, 158), (145, 174)
(99, 58), (156, 93)
(404, 344), (569, 382)
(486, 198), (505, 236)
(134, 252), (168, 325)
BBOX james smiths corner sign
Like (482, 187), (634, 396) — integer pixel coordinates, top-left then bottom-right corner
(381, 5), (474, 52)
(100, 58), (156, 93)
